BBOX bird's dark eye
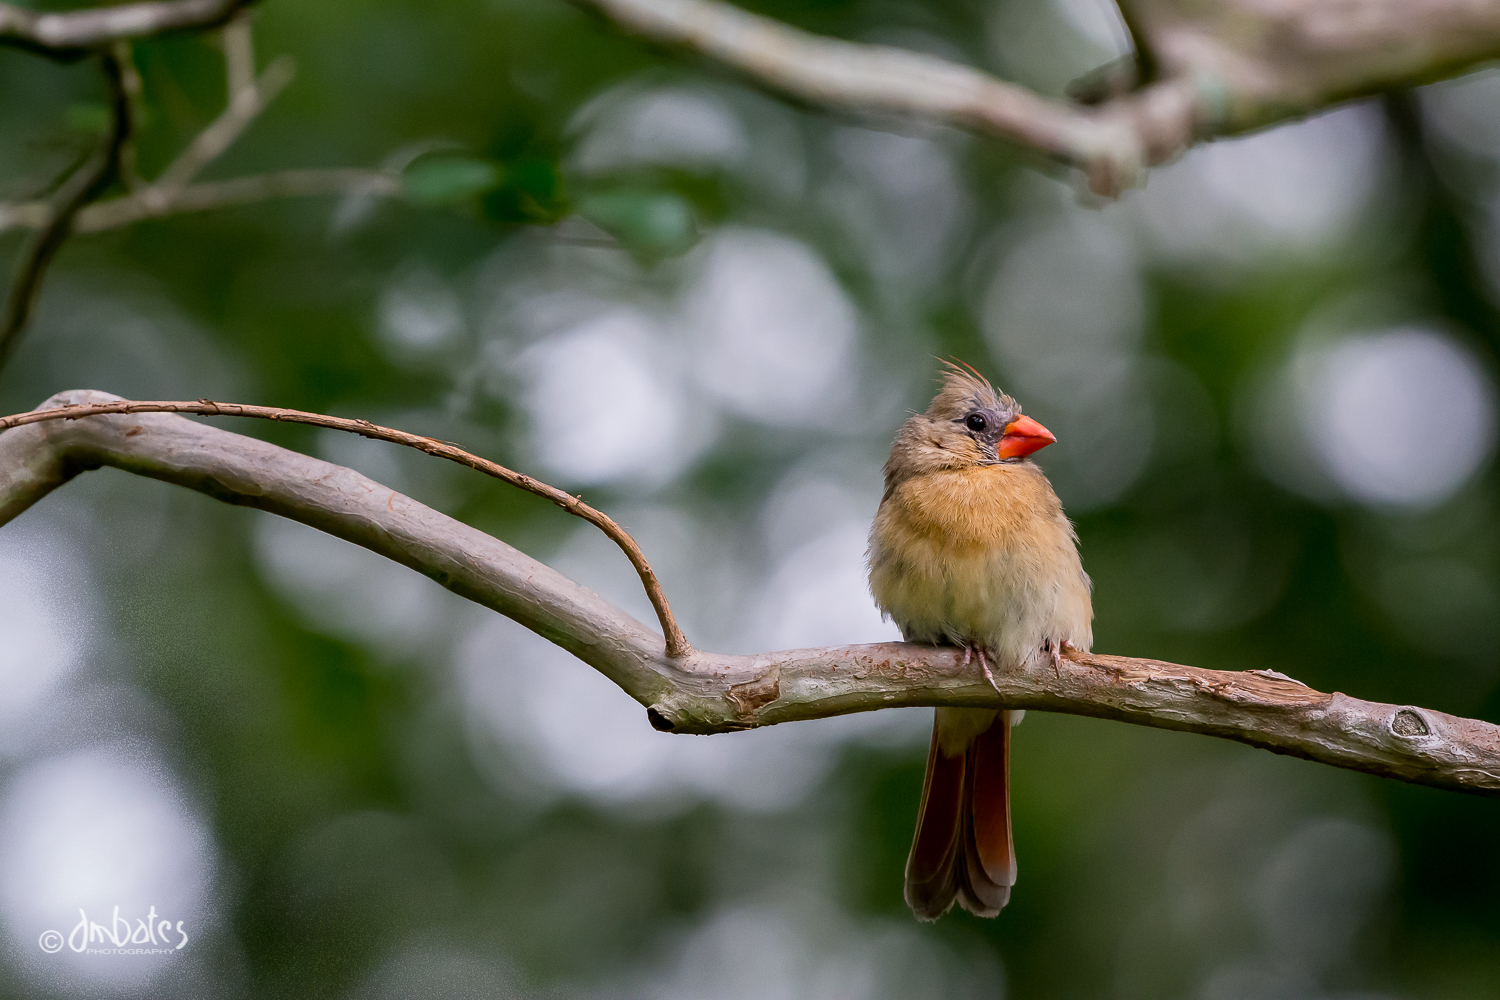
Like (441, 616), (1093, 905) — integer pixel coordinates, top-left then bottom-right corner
(965, 413), (987, 433)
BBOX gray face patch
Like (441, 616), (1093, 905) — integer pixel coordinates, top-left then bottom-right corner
(955, 398), (1021, 459)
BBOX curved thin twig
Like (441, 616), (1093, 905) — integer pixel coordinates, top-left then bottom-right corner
(0, 397), (691, 657)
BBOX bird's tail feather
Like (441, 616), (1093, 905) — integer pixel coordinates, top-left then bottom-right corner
(904, 710), (1016, 920)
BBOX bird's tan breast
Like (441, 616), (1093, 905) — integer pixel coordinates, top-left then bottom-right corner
(879, 465), (1060, 555)
(868, 463), (1092, 661)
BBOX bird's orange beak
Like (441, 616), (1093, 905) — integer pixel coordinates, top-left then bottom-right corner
(995, 414), (1056, 459)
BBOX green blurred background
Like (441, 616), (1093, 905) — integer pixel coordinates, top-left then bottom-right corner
(1, 0), (1498, 996)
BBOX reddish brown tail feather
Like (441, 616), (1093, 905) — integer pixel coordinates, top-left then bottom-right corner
(904, 710), (1016, 920)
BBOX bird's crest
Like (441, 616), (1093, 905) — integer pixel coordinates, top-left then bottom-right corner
(927, 358), (1015, 420)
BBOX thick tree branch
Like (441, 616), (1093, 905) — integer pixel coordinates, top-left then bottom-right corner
(573, 0), (1500, 196)
(3, 390), (1498, 798)
(0, 0), (258, 55)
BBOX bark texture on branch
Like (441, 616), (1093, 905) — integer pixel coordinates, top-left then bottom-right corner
(4, 390), (1499, 799)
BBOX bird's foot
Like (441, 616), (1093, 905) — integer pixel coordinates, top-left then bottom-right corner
(962, 643), (1000, 692)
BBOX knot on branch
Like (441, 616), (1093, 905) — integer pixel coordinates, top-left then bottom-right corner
(1391, 709), (1431, 738)
(726, 668), (781, 716)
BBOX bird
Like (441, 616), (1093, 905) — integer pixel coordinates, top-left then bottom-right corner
(867, 361), (1093, 920)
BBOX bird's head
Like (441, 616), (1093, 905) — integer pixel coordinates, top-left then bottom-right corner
(885, 362), (1056, 484)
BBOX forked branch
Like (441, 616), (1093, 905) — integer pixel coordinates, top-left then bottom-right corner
(3, 390), (1498, 798)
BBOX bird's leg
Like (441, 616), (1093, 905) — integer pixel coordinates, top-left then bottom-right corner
(959, 642), (1000, 691)
(978, 646), (999, 691)
(1042, 638), (1062, 677)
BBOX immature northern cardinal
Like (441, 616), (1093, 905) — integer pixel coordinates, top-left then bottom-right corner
(868, 363), (1093, 919)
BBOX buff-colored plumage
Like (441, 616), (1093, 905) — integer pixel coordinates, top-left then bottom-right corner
(868, 364), (1092, 920)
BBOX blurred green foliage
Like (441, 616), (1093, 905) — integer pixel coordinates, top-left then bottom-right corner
(577, 188), (699, 261)
(402, 156), (507, 207)
(1, 0), (1499, 998)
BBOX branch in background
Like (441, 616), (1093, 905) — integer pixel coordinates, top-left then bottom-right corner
(571, 0), (1188, 197)
(0, 7), (380, 372)
(573, 0), (1500, 196)
(88, 169), (400, 231)
(0, 0), (258, 55)
(1121, 0), (1500, 134)
(147, 55), (295, 199)
(0, 18), (390, 240)
(111, 40), (146, 191)
(0, 395), (690, 658)
(0, 169), (401, 235)
(146, 9), (292, 209)
(221, 7), (255, 97)
(3, 390), (1499, 799)
(0, 51), (130, 370)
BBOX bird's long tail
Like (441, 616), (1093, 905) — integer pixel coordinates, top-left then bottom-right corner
(904, 708), (1017, 920)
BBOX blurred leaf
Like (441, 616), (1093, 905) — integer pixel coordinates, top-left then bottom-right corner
(576, 188), (698, 262)
(402, 155), (504, 206)
(65, 102), (111, 135)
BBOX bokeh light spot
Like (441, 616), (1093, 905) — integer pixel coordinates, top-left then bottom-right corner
(519, 309), (693, 484)
(1299, 328), (1496, 507)
(685, 229), (858, 428)
(0, 524), (91, 729)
